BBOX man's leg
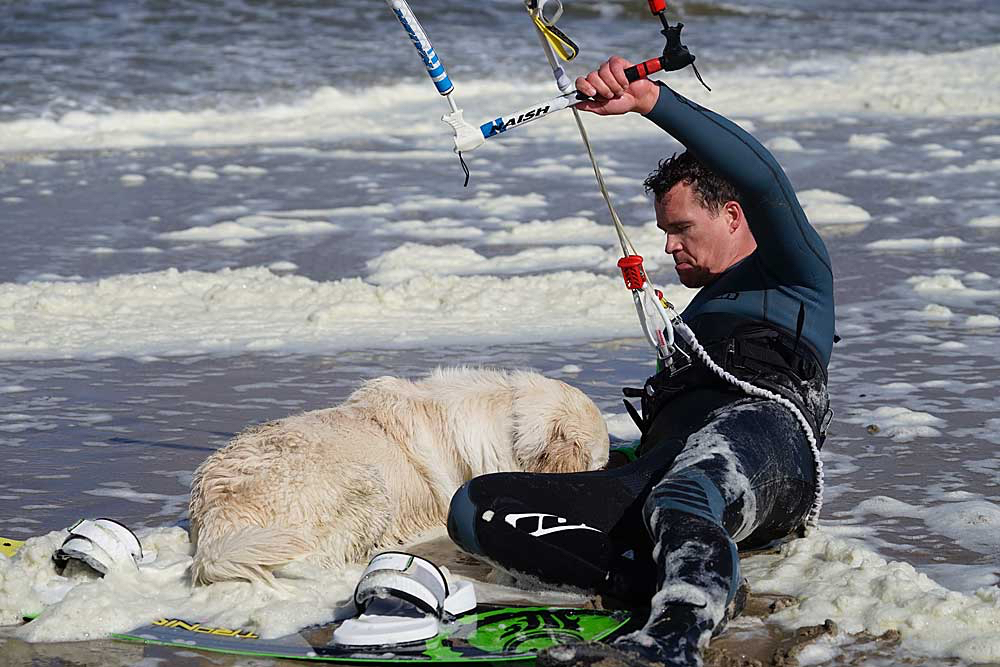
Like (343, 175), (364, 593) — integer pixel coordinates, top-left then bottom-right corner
(541, 398), (818, 667)
(447, 439), (683, 602)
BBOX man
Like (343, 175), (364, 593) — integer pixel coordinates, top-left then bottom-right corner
(447, 56), (834, 667)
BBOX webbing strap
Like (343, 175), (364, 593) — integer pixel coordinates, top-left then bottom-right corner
(354, 553), (449, 618)
(531, 13), (579, 61)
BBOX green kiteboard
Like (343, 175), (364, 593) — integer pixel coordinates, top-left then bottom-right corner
(113, 606), (631, 663)
(7, 537), (631, 663)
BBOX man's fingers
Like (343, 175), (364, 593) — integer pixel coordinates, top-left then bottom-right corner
(575, 75), (596, 98)
(608, 56), (632, 91)
(586, 70), (615, 100)
(598, 61), (624, 97)
(575, 56), (645, 115)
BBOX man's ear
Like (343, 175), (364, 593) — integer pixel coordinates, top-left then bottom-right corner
(724, 200), (744, 233)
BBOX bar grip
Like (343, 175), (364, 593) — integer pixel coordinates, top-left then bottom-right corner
(624, 57), (664, 83)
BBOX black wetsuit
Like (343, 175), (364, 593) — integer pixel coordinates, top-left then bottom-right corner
(447, 84), (836, 667)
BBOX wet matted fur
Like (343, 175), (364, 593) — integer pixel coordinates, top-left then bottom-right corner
(189, 367), (609, 585)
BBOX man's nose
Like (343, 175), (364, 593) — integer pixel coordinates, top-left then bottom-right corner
(665, 234), (681, 254)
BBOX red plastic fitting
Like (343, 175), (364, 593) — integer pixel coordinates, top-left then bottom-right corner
(617, 255), (646, 290)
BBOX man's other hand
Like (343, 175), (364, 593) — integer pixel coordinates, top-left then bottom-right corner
(575, 56), (661, 116)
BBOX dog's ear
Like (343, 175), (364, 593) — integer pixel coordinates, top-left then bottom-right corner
(510, 373), (610, 474)
(513, 405), (609, 473)
(521, 417), (594, 473)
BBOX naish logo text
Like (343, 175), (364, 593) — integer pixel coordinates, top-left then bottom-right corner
(481, 106), (551, 138)
(392, 8), (440, 71)
(153, 618), (259, 639)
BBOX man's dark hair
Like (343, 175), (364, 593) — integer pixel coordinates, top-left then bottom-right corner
(643, 151), (740, 214)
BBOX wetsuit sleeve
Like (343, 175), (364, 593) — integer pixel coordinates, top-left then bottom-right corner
(643, 84), (832, 285)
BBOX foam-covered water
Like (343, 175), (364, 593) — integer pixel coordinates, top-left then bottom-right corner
(2, 1), (999, 665)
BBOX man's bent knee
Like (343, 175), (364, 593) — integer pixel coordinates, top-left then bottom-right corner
(644, 468), (727, 528)
(447, 482), (484, 556)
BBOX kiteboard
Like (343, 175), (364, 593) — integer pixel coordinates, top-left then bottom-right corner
(113, 606), (631, 663)
(7, 536), (631, 662)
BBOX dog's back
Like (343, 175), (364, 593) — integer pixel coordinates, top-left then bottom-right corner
(190, 407), (403, 585)
(189, 368), (609, 585)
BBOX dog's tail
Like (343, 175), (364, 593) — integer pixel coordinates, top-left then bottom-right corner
(192, 526), (312, 586)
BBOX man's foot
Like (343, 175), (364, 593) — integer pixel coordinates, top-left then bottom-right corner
(714, 577), (750, 636)
(537, 580), (750, 667)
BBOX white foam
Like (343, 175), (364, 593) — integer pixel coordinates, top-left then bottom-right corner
(268, 261), (298, 271)
(482, 216), (629, 246)
(0, 527), (361, 642)
(0, 266), (694, 360)
(188, 166), (218, 181)
(261, 204), (395, 219)
(764, 136), (804, 152)
(843, 406), (944, 442)
(374, 218), (485, 241)
(922, 144), (963, 160)
(743, 531), (1000, 664)
(865, 236), (965, 250)
(2, 45), (998, 154)
(159, 215), (342, 243)
(965, 314), (1000, 328)
(798, 189), (871, 225)
(220, 164), (267, 176)
(851, 496), (1000, 556)
(904, 303), (953, 321)
(968, 214), (1000, 228)
(365, 243), (612, 284)
(907, 273), (1000, 303)
(120, 174), (146, 186)
(847, 134), (893, 151)
(847, 157), (1000, 182)
(510, 160), (599, 178)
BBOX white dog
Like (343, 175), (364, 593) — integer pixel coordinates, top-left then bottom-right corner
(189, 367), (609, 585)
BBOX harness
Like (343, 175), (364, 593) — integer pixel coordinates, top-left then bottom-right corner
(624, 316), (833, 450)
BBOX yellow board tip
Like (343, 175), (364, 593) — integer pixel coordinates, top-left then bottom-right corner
(0, 536), (25, 558)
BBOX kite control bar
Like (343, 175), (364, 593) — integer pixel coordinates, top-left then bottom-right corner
(623, 0), (710, 90)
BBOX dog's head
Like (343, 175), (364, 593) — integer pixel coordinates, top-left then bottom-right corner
(510, 372), (609, 474)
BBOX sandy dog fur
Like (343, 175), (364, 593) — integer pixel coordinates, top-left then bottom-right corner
(189, 367), (609, 585)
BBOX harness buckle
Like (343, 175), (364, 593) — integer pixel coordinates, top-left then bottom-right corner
(819, 406), (834, 439)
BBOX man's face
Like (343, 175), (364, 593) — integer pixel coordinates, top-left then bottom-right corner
(655, 182), (737, 288)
